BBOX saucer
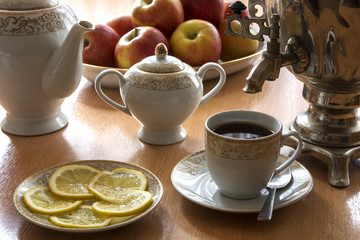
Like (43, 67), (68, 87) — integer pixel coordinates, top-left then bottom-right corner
(14, 160), (163, 233)
(171, 151), (313, 213)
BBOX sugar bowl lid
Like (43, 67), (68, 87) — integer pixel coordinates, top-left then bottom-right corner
(0, 0), (58, 10)
(137, 43), (185, 74)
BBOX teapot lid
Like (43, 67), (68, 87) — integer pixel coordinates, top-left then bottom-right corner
(137, 43), (185, 73)
(0, 0), (58, 10)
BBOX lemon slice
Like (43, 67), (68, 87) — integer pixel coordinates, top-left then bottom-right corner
(48, 165), (101, 199)
(88, 168), (147, 202)
(49, 205), (112, 228)
(92, 190), (152, 216)
(23, 186), (83, 215)
(111, 215), (136, 224)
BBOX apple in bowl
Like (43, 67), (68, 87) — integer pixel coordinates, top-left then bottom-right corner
(82, 15), (263, 87)
(170, 19), (221, 67)
(131, 0), (184, 37)
(114, 26), (169, 69)
(217, 19), (259, 62)
(83, 26), (170, 87)
(83, 24), (120, 67)
(180, 0), (224, 27)
(106, 15), (133, 38)
(218, 1), (259, 62)
(223, 0), (250, 19)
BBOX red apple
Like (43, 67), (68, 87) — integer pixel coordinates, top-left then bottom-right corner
(180, 0), (223, 27)
(106, 15), (133, 38)
(115, 26), (169, 69)
(170, 19), (221, 67)
(223, 1), (250, 19)
(217, 19), (259, 62)
(83, 24), (120, 67)
(131, 0), (184, 37)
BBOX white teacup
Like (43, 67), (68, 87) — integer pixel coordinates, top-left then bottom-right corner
(205, 110), (303, 199)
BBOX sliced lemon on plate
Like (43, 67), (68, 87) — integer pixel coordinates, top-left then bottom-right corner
(49, 165), (101, 199)
(111, 215), (136, 224)
(49, 205), (112, 228)
(23, 186), (83, 215)
(92, 190), (152, 216)
(88, 168), (147, 202)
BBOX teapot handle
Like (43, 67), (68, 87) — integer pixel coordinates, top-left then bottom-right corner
(197, 63), (226, 106)
(94, 69), (131, 116)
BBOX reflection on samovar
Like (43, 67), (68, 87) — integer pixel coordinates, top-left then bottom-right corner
(226, 0), (360, 187)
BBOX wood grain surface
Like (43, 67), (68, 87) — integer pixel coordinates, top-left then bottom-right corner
(1, 1), (359, 239)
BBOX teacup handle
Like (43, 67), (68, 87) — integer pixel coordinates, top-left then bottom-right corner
(274, 131), (303, 175)
(197, 63), (226, 106)
(94, 69), (131, 116)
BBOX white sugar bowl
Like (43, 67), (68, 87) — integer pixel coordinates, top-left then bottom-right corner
(95, 43), (226, 145)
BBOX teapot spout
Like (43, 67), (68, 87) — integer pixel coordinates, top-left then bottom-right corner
(42, 21), (94, 98)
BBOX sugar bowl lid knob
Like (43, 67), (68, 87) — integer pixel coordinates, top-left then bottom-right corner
(137, 43), (184, 73)
(155, 43), (168, 58)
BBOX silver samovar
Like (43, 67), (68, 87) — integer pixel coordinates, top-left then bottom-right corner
(226, 0), (360, 187)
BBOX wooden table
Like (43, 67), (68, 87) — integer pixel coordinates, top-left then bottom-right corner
(1, 1), (360, 239)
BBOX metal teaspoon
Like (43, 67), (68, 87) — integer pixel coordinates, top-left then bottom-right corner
(257, 167), (292, 221)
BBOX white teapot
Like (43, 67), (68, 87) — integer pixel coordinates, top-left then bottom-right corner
(95, 43), (226, 145)
(0, 0), (93, 135)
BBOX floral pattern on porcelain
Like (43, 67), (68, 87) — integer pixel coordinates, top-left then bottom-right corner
(205, 130), (281, 160)
(0, 5), (76, 35)
(177, 151), (207, 176)
(0, 0), (58, 10)
(125, 70), (195, 91)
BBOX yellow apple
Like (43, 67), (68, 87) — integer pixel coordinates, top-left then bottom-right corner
(217, 19), (259, 62)
(170, 19), (221, 67)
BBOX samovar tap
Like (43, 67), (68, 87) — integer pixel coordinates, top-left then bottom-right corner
(225, 1), (309, 93)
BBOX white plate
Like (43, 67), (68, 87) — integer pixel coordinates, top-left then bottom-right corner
(82, 42), (265, 88)
(171, 150), (313, 213)
(13, 160), (163, 233)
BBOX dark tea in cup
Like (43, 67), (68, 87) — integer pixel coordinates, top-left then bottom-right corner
(213, 122), (274, 139)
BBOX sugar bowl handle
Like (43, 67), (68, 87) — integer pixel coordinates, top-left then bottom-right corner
(197, 63), (226, 106)
(94, 69), (131, 116)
